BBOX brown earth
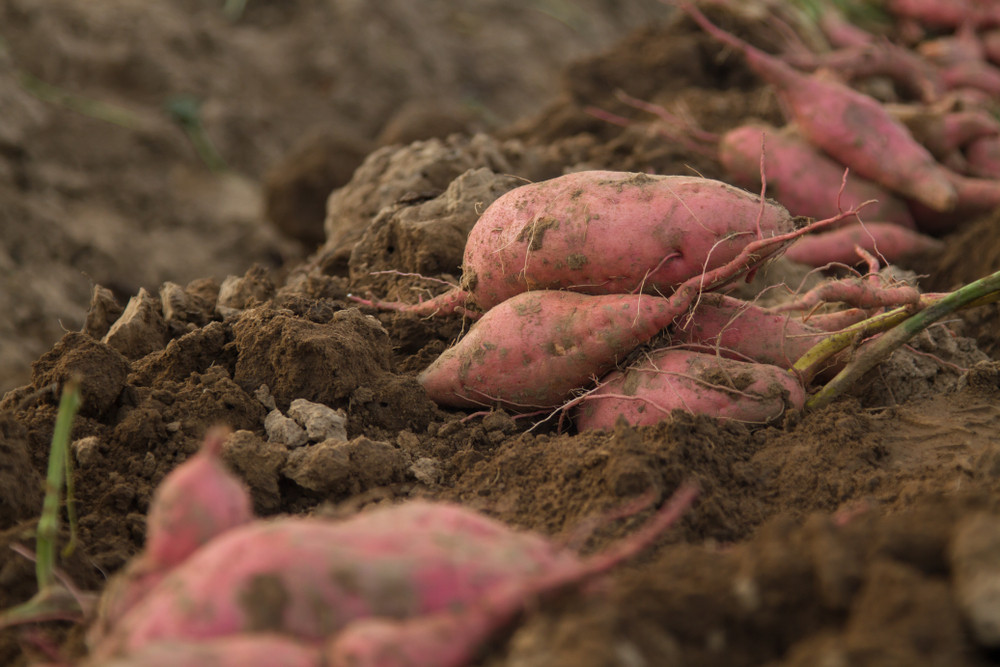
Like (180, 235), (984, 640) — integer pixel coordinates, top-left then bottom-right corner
(4, 3), (1000, 666)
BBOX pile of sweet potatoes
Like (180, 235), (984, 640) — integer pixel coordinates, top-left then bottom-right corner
(82, 433), (696, 666)
(363, 2), (996, 431)
(683, 1), (1000, 238)
(401, 165), (922, 428)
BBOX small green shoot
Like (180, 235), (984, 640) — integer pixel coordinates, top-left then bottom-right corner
(0, 377), (91, 628)
(166, 95), (228, 172)
(800, 269), (1000, 410)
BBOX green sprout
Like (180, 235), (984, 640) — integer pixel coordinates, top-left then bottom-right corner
(0, 377), (92, 628)
(166, 95), (228, 173)
(797, 269), (1000, 410)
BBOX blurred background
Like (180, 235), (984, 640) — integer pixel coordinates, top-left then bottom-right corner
(0, 0), (672, 394)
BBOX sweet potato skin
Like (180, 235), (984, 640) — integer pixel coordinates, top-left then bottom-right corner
(459, 171), (794, 311)
(417, 290), (686, 410)
(672, 294), (827, 369)
(720, 124), (916, 228)
(783, 222), (944, 267)
(575, 349), (805, 431)
(683, 3), (958, 213)
(95, 501), (577, 658)
(89, 429), (255, 647)
(95, 635), (320, 667)
(144, 428), (253, 571)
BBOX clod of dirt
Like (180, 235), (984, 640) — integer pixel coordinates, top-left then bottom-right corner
(264, 409), (307, 448)
(950, 512), (1000, 647)
(216, 265), (275, 318)
(347, 167), (525, 291)
(112, 365), (267, 458)
(282, 436), (409, 496)
(318, 133), (556, 274)
(852, 326), (989, 408)
(221, 430), (288, 515)
(232, 306), (390, 409)
(17, 331), (130, 419)
(376, 98), (481, 146)
(128, 321), (231, 388)
(82, 285), (124, 340)
(102, 288), (168, 360)
(159, 279), (218, 332)
(287, 398), (347, 442)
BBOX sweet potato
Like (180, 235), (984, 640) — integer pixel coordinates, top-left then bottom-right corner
(965, 135), (1000, 178)
(783, 39), (942, 103)
(719, 124), (916, 228)
(88, 429), (255, 646)
(417, 290), (684, 410)
(95, 501), (575, 657)
(94, 489), (697, 662)
(818, 7), (876, 49)
(94, 635), (320, 667)
(683, 3), (958, 213)
(783, 222), (944, 267)
(891, 105), (1000, 160)
(358, 171), (796, 315)
(918, 24), (985, 64)
(574, 349), (805, 431)
(983, 28), (1000, 65)
(419, 204), (865, 411)
(144, 427), (253, 570)
(888, 0), (1000, 29)
(671, 293), (830, 369)
(324, 484), (697, 667)
(910, 168), (1000, 232)
(774, 275), (921, 313)
(941, 59), (1000, 96)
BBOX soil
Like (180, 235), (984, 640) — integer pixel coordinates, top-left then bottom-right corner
(4, 3), (1000, 666)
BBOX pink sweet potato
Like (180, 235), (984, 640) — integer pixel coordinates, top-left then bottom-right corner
(417, 290), (683, 410)
(574, 349), (805, 432)
(94, 635), (320, 667)
(324, 484), (697, 667)
(783, 222), (944, 267)
(671, 293), (831, 369)
(95, 501), (577, 657)
(918, 25), (985, 64)
(419, 206), (865, 411)
(891, 106), (1000, 161)
(965, 135), (1000, 178)
(95, 490), (696, 662)
(888, 0), (1000, 29)
(89, 428), (254, 645)
(144, 427), (253, 570)
(983, 28), (1000, 64)
(941, 59), (1000, 96)
(719, 124), (916, 228)
(683, 3), (958, 213)
(360, 171), (796, 315)
(784, 39), (942, 103)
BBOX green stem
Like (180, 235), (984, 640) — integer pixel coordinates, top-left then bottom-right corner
(793, 291), (1000, 382)
(36, 379), (81, 589)
(807, 269), (1000, 410)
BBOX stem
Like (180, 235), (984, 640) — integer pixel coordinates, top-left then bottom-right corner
(166, 96), (229, 173)
(793, 291), (1000, 383)
(807, 269), (1000, 409)
(36, 378), (81, 590)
